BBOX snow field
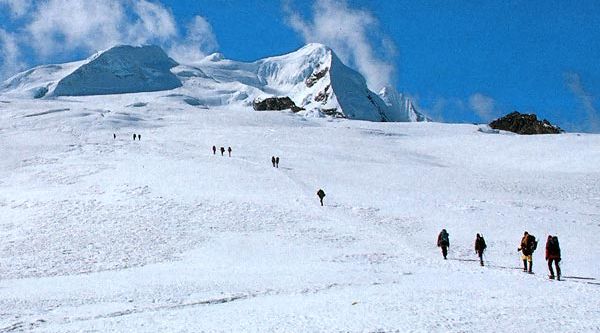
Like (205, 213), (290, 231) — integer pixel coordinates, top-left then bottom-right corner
(0, 97), (599, 332)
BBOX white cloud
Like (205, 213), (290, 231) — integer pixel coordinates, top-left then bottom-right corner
(127, 0), (178, 45)
(0, 0), (32, 18)
(468, 93), (496, 121)
(24, 0), (182, 58)
(168, 16), (219, 63)
(0, 28), (25, 79)
(420, 97), (448, 122)
(412, 96), (469, 123)
(0, 1), (220, 80)
(284, 0), (396, 91)
(26, 0), (127, 57)
(565, 72), (600, 132)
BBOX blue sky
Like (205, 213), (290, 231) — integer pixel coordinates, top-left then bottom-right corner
(1, 0), (599, 132)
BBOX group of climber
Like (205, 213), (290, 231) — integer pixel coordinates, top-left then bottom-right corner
(112, 133), (141, 140)
(212, 145), (232, 157)
(271, 156), (280, 168)
(208, 146), (329, 207)
(437, 229), (562, 280)
(207, 146), (329, 207)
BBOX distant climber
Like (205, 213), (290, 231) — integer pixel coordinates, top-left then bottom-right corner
(474, 233), (487, 266)
(212, 146), (216, 155)
(437, 229), (450, 259)
(138, 134), (141, 141)
(220, 147), (225, 156)
(317, 189), (326, 206)
(113, 133), (116, 139)
(275, 156), (280, 168)
(133, 133), (137, 140)
(545, 235), (561, 280)
(271, 156), (276, 167)
(518, 231), (537, 273)
(228, 147), (232, 157)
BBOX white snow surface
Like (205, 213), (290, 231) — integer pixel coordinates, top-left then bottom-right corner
(0, 94), (599, 332)
(1, 44), (428, 122)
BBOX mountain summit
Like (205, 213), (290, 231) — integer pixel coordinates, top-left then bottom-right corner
(54, 45), (181, 96)
(1, 44), (428, 122)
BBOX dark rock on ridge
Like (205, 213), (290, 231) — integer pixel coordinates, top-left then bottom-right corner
(489, 111), (562, 135)
(253, 97), (303, 112)
(305, 67), (329, 88)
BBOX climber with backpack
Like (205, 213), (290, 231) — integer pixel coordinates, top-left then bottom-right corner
(437, 229), (450, 260)
(474, 233), (487, 266)
(518, 231), (538, 273)
(545, 235), (561, 280)
(316, 189), (326, 206)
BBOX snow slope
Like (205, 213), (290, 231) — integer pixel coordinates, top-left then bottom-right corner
(1, 44), (428, 122)
(0, 61), (85, 99)
(0, 94), (599, 332)
(53, 45), (181, 96)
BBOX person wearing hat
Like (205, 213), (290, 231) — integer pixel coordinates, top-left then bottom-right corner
(518, 231), (537, 273)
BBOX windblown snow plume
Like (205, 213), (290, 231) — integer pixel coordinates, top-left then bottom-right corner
(284, 0), (396, 91)
(0, 28), (25, 79)
(469, 93), (497, 122)
(565, 72), (600, 132)
(168, 16), (219, 63)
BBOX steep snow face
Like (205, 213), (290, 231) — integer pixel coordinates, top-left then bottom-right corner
(254, 43), (392, 121)
(327, 51), (390, 121)
(378, 86), (429, 122)
(255, 43), (342, 116)
(53, 45), (182, 96)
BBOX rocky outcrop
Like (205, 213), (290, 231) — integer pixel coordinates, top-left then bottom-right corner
(322, 108), (345, 118)
(305, 67), (328, 87)
(314, 85), (330, 103)
(489, 112), (563, 134)
(253, 97), (303, 112)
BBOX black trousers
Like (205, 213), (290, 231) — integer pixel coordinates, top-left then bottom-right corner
(548, 258), (561, 277)
(477, 250), (484, 265)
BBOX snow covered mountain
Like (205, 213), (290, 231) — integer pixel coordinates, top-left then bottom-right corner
(0, 44), (428, 122)
(0, 44), (599, 333)
(53, 45), (181, 96)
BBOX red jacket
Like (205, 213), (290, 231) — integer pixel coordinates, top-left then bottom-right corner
(545, 236), (561, 260)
